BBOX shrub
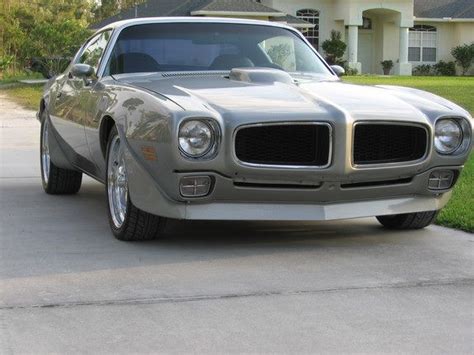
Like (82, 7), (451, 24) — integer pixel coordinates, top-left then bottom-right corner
(433, 60), (456, 76)
(343, 64), (358, 76)
(0, 55), (14, 79)
(321, 30), (347, 65)
(413, 64), (432, 76)
(380, 60), (394, 75)
(451, 43), (474, 75)
(0, 55), (14, 71)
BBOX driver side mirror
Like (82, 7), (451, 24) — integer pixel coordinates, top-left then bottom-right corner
(330, 65), (345, 77)
(70, 63), (94, 78)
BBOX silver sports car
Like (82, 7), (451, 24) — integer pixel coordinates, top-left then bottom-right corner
(38, 17), (473, 240)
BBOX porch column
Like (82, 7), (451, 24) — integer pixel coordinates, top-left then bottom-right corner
(347, 25), (361, 73)
(397, 27), (412, 75)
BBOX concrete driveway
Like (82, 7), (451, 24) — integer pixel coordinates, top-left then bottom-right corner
(0, 94), (473, 353)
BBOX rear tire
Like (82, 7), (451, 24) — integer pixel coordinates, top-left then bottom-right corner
(40, 115), (82, 194)
(376, 211), (439, 230)
(105, 126), (165, 241)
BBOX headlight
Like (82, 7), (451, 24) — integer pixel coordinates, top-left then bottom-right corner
(434, 119), (463, 154)
(178, 120), (214, 157)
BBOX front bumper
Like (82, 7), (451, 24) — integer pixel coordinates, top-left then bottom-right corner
(125, 148), (457, 221)
(122, 108), (471, 221)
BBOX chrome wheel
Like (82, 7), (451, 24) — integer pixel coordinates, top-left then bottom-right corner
(41, 119), (51, 184)
(107, 135), (128, 228)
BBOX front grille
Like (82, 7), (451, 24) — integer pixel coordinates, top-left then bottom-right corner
(235, 124), (330, 166)
(353, 124), (427, 165)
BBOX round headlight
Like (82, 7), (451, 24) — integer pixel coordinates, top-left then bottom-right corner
(179, 120), (214, 157)
(434, 119), (463, 154)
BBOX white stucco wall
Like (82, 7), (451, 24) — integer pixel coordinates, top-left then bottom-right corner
(453, 22), (474, 45)
(263, 0), (343, 47)
(453, 22), (474, 75)
(265, 0), (413, 73)
(333, 0), (413, 27)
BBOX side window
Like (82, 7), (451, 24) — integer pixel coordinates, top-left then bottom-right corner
(79, 31), (112, 73)
(259, 36), (296, 72)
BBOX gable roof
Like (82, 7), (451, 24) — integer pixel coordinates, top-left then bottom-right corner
(271, 14), (316, 29)
(414, 0), (474, 19)
(190, 0), (284, 16)
(91, 0), (307, 29)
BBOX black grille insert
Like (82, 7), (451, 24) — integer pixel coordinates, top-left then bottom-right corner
(354, 124), (427, 164)
(235, 124), (330, 166)
(340, 177), (412, 189)
(234, 181), (321, 189)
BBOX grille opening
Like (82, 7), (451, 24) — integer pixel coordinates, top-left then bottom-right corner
(354, 124), (427, 165)
(340, 177), (412, 189)
(234, 181), (321, 189)
(235, 124), (330, 166)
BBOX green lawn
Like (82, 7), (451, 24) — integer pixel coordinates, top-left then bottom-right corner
(0, 85), (44, 110)
(343, 76), (474, 114)
(1, 76), (472, 231)
(0, 71), (44, 85)
(344, 76), (473, 232)
(435, 155), (473, 232)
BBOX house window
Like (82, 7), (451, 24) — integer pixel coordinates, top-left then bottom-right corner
(409, 25), (437, 63)
(360, 17), (372, 30)
(296, 9), (319, 50)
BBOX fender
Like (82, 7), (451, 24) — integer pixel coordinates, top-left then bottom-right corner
(40, 111), (76, 170)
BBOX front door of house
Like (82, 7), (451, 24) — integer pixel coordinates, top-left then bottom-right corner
(358, 32), (373, 74)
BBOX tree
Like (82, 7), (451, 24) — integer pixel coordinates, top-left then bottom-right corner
(451, 43), (474, 75)
(0, 1), (92, 76)
(92, 0), (146, 22)
(321, 30), (346, 65)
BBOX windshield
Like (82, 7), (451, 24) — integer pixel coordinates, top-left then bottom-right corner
(106, 23), (331, 75)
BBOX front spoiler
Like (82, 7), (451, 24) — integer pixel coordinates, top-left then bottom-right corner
(183, 194), (451, 221)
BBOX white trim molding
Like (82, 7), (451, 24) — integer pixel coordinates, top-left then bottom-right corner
(191, 11), (286, 17)
(414, 17), (474, 23)
(273, 21), (315, 29)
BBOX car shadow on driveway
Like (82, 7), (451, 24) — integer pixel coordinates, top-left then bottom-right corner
(2, 175), (472, 314)
(1, 176), (443, 277)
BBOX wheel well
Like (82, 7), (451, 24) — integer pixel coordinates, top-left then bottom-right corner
(100, 116), (116, 157)
(39, 99), (46, 120)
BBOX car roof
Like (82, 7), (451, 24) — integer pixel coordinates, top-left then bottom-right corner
(96, 16), (295, 34)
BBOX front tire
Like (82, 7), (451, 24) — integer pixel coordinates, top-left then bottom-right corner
(376, 211), (439, 230)
(40, 115), (82, 194)
(106, 126), (165, 241)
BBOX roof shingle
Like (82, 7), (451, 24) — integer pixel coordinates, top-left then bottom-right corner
(192, 0), (283, 14)
(270, 14), (314, 28)
(414, 0), (474, 19)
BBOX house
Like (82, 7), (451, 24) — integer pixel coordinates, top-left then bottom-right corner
(91, 0), (474, 75)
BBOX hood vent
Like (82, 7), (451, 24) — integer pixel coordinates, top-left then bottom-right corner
(229, 67), (294, 85)
(160, 71), (229, 78)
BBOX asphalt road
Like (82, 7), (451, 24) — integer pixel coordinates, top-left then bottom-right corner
(0, 94), (473, 354)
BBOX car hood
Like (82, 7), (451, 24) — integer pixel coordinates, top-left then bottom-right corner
(115, 73), (467, 122)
